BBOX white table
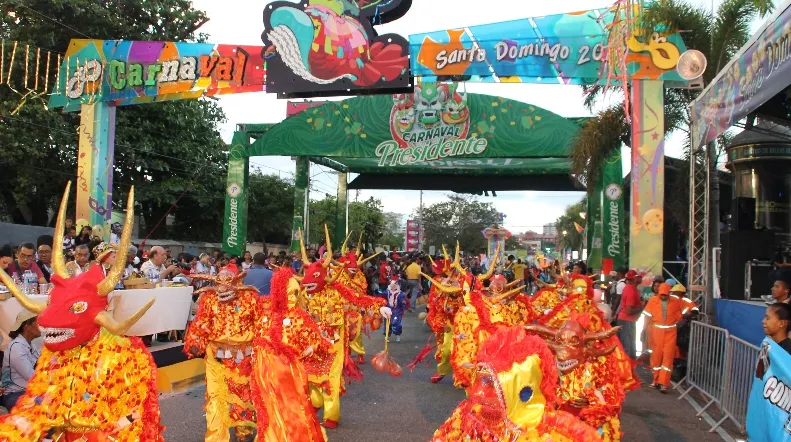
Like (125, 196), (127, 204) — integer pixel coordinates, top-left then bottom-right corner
(108, 286), (193, 336)
(0, 294), (47, 351)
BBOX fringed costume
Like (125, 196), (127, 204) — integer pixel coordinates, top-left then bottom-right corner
(184, 263), (260, 441)
(0, 184), (163, 442)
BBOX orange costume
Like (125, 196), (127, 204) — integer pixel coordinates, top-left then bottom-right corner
(423, 247), (463, 383)
(184, 264), (260, 441)
(252, 267), (333, 442)
(433, 326), (602, 442)
(642, 283), (684, 388)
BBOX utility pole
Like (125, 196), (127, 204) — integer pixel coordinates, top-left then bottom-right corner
(419, 190), (424, 252)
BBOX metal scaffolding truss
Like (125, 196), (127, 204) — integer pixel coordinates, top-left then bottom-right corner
(687, 144), (710, 319)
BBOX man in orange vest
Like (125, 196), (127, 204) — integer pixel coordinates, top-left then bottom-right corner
(643, 282), (684, 393)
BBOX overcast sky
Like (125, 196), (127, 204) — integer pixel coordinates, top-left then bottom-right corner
(188, 0), (761, 233)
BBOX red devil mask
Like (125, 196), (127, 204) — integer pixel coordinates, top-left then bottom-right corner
(524, 315), (620, 374)
(296, 225), (341, 294)
(193, 263), (257, 302)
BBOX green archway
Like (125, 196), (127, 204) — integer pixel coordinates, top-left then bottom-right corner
(222, 86), (588, 256)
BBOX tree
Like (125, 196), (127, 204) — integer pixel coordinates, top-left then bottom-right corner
(308, 195), (338, 247)
(420, 195), (500, 253)
(245, 173), (295, 245)
(504, 236), (522, 251)
(307, 195), (386, 250)
(554, 198), (587, 254)
(0, 0), (226, 237)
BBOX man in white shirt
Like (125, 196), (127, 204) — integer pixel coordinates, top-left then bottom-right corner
(140, 246), (180, 280)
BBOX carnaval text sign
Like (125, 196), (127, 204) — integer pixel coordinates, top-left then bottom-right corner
(690, 3), (791, 150)
(261, 0), (411, 98)
(746, 338), (791, 442)
(49, 40), (266, 112)
(245, 85), (582, 172)
(409, 7), (689, 85)
(602, 150), (626, 272)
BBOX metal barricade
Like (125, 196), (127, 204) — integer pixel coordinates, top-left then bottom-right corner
(679, 322), (730, 414)
(719, 336), (760, 433)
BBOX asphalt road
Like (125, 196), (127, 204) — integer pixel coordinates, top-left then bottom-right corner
(160, 310), (731, 441)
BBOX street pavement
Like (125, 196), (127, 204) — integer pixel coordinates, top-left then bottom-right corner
(160, 308), (730, 441)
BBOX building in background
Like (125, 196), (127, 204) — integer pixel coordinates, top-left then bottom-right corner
(542, 223), (558, 236)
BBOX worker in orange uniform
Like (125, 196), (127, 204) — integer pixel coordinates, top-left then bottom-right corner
(642, 282), (684, 393)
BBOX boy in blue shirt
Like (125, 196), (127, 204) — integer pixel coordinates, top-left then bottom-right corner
(386, 276), (407, 343)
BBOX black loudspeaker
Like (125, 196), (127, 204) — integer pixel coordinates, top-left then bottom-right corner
(720, 230), (775, 300)
(732, 197), (756, 231)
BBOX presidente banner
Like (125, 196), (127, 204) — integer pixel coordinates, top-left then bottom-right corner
(409, 7), (689, 85)
(49, 39), (266, 112)
(246, 84), (583, 169)
(690, 3), (791, 150)
(222, 132), (250, 257)
(602, 150), (626, 272)
(746, 338), (791, 441)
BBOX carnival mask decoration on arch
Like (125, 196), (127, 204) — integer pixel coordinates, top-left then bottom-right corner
(0, 182), (155, 352)
(262, 0), (412, 98)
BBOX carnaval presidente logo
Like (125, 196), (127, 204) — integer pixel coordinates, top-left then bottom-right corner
(377, 82), (487, 167)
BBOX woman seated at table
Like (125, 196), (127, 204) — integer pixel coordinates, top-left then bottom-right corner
(1, 309), (40, 410)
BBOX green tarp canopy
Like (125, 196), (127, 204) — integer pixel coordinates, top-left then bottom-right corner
(235, 90), (588, 192)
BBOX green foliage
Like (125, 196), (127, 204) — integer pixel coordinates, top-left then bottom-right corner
(308, 195), (386, 250)
(504, 236), (521, 251)
(0, 0), (225, 239)
(554, 198), (587, 252)
(246, 173), (295, 245)
(420, 195), (500, 254)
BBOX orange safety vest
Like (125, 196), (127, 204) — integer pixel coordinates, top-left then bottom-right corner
(680, 296), (699, 315)
(643, 295), (683, 327)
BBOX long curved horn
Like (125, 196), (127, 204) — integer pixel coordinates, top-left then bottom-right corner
(358, 251), (381, 266)
(94, 297), (155, 335)
(356, 232), (363, 254)
(51, 182), (71, 279)
(477, 243), (501, 282)
(428, 255), (436, 267)
(340, 230), (353, 255)
(322, 224), (332, 268)
(298, 228), (309, 263)
(584, 326), (621, 343)
(523, 323), (558, 339)
(506, 279), (523, 289)
(588, 344), (618, 358)
(442, 245), (450, 262)
(0, 268), (46, 313)
(491, 285), (525, 303)
(97, 187), (135, 296)
(421, 272), (462, 295)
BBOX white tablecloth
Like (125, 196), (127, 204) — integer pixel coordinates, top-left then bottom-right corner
(0, 295), (47, 351)
(108, 286), (193, 336)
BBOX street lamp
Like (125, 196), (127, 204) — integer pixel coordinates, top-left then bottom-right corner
(562, 230), (568, 236)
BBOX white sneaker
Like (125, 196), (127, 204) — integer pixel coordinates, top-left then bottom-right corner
(396, 336), (401, 343)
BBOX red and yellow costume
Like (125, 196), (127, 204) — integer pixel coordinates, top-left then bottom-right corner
(642, 283), (684, 388)
(0, 185), (163, 441)
(335, 232), (380, 364)
(184, 263), (260, 441)
(251, 267), (334, 442)
(433, 326), (602, 441)
(297, 227), (386, 428)
(423, 248), (463, 383)
(526, 314), (625, 442)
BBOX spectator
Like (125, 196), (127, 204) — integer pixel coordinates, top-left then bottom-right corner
(6, 243), (47, 284)
(1, 310), (40, 410)
(617, 270), (644, 359)
(762, 303), (791, 354)
(75, 225), (93, 247)
(36, 243), (53, 283)
(572, 261), (587, 275)
(241, 251), (253, 271)
(512, 259), (527, 282)
(109, 222), (122, 245)
(0, 244), (13, 271)
(405, 258), (421, 311)
(140, 246), (180, 280)
(243, 253), (273, 296)
(608, 267), (628, 318)
(63, 227), (77, 257)
(124, 245), (139, 278)
(65, 245), (91, 278)
(765, 271), (791, 305)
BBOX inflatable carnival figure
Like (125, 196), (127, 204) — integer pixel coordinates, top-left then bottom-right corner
(334, 232), (380, 364)
(297, 226), (388, 429)
(525, 315), (625, 441)
(0, 184), (163, 442)
(184, 263), (261, 441)
(433, 326), (602, 442)
(251, 266), (334, 442)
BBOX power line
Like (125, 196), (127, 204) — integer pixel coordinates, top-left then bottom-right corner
(16, 4), (92, 39)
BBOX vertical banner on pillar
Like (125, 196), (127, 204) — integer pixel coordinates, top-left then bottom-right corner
(586, 180), (603, 261)
(290, 157), (310, 253)
(630, 80), (665, 274)
(588, 221), (603, 271)
(77, 103), (116, 238)
(602, 150), (626, 273)
(223, 132), (249, 257)
(406, 220), (420, 252)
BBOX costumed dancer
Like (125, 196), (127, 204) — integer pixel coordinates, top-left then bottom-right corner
(422, 247), (461, 384)
(525, 315), (625, 441)
(433, 326), (602, 441)
(385, 276), (407, 343)
(642, 282), (684, 393)
(0, 184), (163, 441)
(251, 266), (334, 441)
(184, 263), (260, 441)
(334, 232), (380, 364)
(297, 226), (387, 429)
